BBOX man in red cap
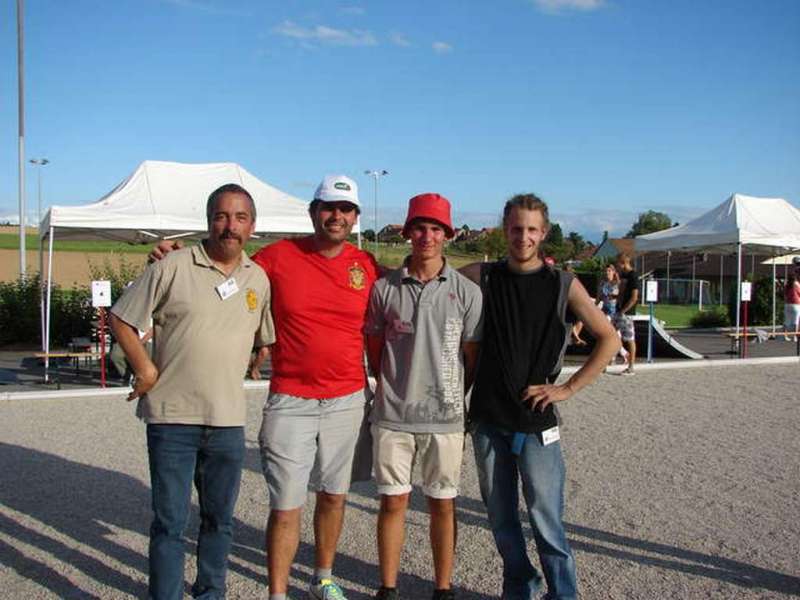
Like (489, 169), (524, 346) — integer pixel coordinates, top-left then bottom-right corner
(365, 193), (483, 600)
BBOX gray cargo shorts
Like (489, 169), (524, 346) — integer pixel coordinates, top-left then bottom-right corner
(258, 388), (366, 510)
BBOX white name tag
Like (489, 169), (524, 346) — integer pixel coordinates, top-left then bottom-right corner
(216, 277), (239, 300)
(393, 319), (414, 334)
(541, 426), (560, 446)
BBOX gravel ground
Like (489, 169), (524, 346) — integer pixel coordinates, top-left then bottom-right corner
(1, 364), (799, 599)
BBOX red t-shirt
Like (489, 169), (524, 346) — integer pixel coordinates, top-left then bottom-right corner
(251, 237), (379, 399)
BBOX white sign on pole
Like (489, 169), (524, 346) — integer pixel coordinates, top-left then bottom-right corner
(741, 281), (752, 302)
(645, 280), (658, 303)
(91, 280), (112, 307)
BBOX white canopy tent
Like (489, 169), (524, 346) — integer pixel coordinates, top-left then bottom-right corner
(37, 160), (318, 380)
(635, 193), (800, 336)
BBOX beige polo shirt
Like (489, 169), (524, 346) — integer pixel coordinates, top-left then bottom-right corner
(111, 243), (275, 426)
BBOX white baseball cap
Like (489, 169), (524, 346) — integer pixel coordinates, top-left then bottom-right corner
(314, 174), (360, 207)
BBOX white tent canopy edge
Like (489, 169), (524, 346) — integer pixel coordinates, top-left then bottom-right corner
(37, 160), (320, 382)
(635, 193), (800, 338)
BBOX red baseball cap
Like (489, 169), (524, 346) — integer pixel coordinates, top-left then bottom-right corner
(402, 193), (455, 239)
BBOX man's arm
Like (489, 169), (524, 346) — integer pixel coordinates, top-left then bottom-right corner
(462, 341), (480, 393)
(620, 287), (639, 315)
(365, 334), (384, 379)
(110, 314), (159, 402)
(249, 344), (270, 380)
(522, 278), (620, 411)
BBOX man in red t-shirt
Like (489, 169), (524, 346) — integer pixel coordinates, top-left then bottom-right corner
(254, 175), (378, 600)
(151, 174), (378, 600)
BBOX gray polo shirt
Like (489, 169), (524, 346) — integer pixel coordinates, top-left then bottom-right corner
(111, 243), (275, 427)
(365, 260), (483, 434)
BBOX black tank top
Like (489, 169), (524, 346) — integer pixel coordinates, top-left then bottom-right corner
(470, 261), (571, 433)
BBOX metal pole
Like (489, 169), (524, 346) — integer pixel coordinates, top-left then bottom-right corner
(373, 174), (378, 257)
(364, 170), (388, 259)
(30, 158), (49, 224)
(17, 0), (26, 277)
(735, 243), (742, 341)
(772, 256), (776, 334)
(45, 226), (54, 382)
(666, 251), (671, 303)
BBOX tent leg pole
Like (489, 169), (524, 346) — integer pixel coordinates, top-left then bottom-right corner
(772, 256), (776, 335)
(39, 232), (44, 352)
(45, 226), (54, 383)
(736, 243), (742, 356)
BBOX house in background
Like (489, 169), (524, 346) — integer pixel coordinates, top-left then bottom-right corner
(377, 224), (404, 243)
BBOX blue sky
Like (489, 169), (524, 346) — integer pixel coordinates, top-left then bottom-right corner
(1, 0), (799, 242)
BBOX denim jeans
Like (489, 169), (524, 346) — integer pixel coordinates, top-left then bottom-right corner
(146, 424), (245, 600)
(472, 423), (576, 600)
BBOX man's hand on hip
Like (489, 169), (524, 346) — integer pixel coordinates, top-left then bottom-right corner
(128, 363), (159, 402)
(521, 382), (575, 412)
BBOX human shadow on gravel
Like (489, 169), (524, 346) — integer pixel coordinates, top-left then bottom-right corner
(0, 443), (441, 600)
(0, 443), (151, 597)
(452, 494), (800, 596)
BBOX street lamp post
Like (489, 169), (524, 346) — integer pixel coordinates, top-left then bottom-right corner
(30, 158), (49, 225)
(364, 169), (388, 257)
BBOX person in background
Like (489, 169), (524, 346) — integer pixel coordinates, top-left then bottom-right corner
(783, 273), (800, 342)
(614, 253), (639, 375)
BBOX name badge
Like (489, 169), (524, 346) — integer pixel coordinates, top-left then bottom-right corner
(216, 277), (239, 300)
(541, 426), (560, 446)
(393, 319), (414, 334)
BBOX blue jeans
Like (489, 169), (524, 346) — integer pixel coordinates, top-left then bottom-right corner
(472, 423), (576, 600)
(147, 424), (245, 600)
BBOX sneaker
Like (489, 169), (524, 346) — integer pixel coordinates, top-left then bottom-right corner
(374, 587), (399, 600)
(431, 590), (456, 600)
(309, 579), (348, 600)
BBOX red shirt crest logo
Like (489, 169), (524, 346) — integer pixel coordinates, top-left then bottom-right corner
(348, 262), (366, 290)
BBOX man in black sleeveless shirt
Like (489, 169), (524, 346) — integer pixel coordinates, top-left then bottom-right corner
(460, 194), (620, 600)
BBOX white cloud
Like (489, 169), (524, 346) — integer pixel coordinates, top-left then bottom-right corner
(389, 32), (412, 47)
(432, 41), (453, 54)
(340, 6), (365, 16)
(273, 20), (377, 47)
(162, 0), (247, 16)
(532, 0), (606, 14)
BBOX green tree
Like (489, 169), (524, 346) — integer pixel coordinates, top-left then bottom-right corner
(362, 229), (375, 242)
(626, 210), (672, 238)
(482, 228), (506, 259)
(566, 231), (587, 259)
(548, 223), (564, 246)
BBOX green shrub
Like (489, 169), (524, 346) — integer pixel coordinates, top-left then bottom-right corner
(0, 274), (43, 346)
(727, 275), (784, 326)
(690, 305), (730, 328)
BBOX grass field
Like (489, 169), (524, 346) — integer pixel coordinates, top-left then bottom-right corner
(642, 303), (702, 327)
(1, 233), (483, 268)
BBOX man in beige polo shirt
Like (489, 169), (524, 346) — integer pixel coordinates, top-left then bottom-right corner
(110, 183), (275, 600)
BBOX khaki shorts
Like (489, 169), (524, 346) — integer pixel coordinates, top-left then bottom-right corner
(371, 425), (464, 499)
(258, 389), (366, 510)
